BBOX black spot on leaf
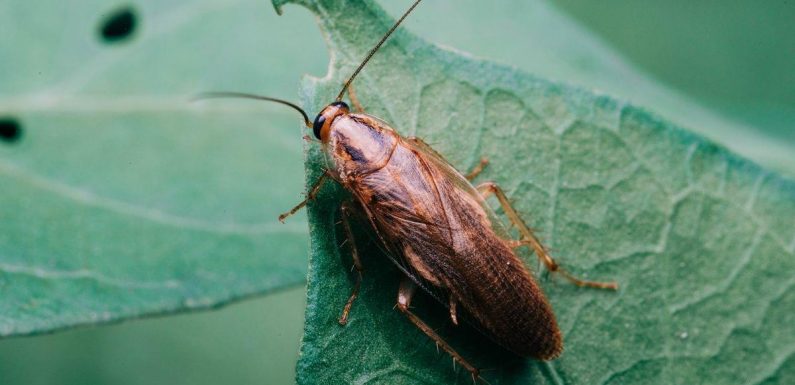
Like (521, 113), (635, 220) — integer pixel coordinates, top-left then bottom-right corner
(99, 6), (138, 43)
(0, 117), (23, 144)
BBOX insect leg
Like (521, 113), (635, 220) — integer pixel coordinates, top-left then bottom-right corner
(338, 201), (364, 326)
(476, 182), (618, 290)
(278, 171), (332, 223)
(465, 157), (489, 181)
(346, 82), (366, 113)
(449, 296), (459, 326)
(397, 279), (482, 381)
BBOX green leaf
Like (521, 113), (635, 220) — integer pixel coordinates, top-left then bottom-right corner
(276, 0), (795, 383)
(373, 0), (795, 178)
(0, 0), (325, 336)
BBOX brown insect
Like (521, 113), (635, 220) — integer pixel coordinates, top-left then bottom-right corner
(204, 0), (617, 381)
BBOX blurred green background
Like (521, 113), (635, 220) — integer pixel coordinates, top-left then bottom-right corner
(1, 0), (792, 384)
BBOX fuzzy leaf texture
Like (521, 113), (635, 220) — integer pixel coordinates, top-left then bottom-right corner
(0, 0), (312, 336)
(273, 0), (795, 384)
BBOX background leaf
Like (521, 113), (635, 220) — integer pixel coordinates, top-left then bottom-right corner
(280, 0), (795, 383)
(0, 0), (322, 337)
(376, 0), (795, 177)
(2, 0), (794, 384)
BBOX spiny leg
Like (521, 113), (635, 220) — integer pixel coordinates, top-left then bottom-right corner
(397, 279), (482, 382)
(278, 171), (331, 223)
(465, 157), (489, 181)
(338, 201), (364, 326)
(476, 182), (618, 290)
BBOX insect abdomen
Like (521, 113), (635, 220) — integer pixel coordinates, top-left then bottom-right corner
(351, 138), (563, 359)
(457, 240), (563, 359)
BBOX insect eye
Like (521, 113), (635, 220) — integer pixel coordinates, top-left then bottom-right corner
(312, 114), (325, 140)
(313, 102), (350, 140)
(330, 101), (349, 110)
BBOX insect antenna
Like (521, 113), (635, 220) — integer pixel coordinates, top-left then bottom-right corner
(335, 0), (423, 101)
(193, 92), (311, 128)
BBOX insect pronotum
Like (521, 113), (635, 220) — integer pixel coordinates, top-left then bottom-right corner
(202, 0), (618, 381)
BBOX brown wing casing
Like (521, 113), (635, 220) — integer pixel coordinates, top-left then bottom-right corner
(329, 114), (562, 359)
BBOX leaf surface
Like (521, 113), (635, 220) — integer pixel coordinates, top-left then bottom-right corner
(0, 0), (322, 336)
(275, 0), (795, 383)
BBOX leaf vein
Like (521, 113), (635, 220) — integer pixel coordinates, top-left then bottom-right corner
(0, 160), (305, 235)
(0, 262), (181, 290)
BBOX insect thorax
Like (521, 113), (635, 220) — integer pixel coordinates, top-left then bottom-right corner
(328, 114), (398, 178)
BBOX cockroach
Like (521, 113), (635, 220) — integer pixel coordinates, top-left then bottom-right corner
(202, 0), (617, 381)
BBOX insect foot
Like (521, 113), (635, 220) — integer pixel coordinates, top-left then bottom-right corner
(476, 182), (618, 290)
(338, 202), (364, 326)
(278, 171), (331, 223)
(396, 280), (485, 382)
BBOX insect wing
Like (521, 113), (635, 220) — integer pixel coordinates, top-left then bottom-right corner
(403, 137), (516, 243)
(358, 135), (561, 358)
